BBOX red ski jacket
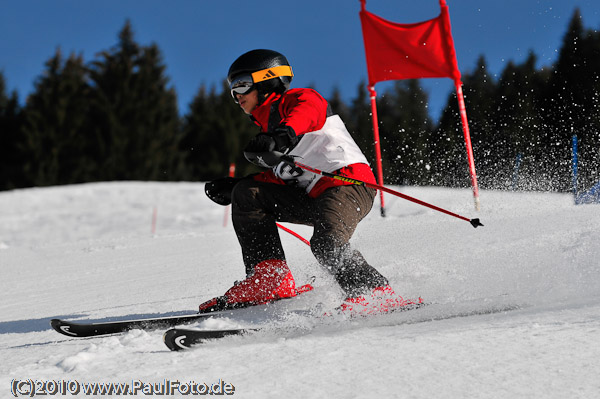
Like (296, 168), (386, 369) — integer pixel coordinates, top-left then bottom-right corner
(249, 88), (376, 198)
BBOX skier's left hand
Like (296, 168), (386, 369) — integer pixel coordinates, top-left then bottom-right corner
(244, 126), (298, 168)
(245, 126), (298, 154)
(244, 133), (277, 153)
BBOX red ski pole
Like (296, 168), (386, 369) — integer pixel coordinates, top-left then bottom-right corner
(281, 155), (483, 228)
(276, 223), (310, 246)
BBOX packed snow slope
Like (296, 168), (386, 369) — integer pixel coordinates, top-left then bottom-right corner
(1, 181), (599, 398)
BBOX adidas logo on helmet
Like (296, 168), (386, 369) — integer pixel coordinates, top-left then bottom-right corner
(262, 70), (277, 79)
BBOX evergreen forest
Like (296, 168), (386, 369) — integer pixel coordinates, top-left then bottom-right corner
(1, 10), (598, 194)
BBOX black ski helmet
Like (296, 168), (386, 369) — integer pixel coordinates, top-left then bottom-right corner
(227, 49), (293, 97)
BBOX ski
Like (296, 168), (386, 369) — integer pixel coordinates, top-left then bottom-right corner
(162, 301), (428, 351)
(162, 301), (521, 351)
(50, 282), (315, 338)
(50, 311), (235, 338)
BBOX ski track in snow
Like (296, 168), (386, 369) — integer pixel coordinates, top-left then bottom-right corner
(1, 181), (599, 398)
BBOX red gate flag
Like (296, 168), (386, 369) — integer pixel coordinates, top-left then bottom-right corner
(358, 0), (481, 212)
(360, 0), (461, 86)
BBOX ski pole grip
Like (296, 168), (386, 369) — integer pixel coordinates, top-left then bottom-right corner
(280, 154), (296, 166)
(244, 151), (285, 168)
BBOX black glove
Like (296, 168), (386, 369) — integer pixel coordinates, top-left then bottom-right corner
(244, 126), (298, 167)
(205, 177), (240, 206)
(244, 133), (277, 153)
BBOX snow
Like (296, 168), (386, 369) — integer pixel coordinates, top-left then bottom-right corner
(1, 181), (599, 398)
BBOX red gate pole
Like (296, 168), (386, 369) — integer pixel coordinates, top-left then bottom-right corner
(368, 85), (386, 217)
(455, 81), (481, 211)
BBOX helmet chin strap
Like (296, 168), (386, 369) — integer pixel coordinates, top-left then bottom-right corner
(256, 90), (270, 106)
(255, 78), (287, 105)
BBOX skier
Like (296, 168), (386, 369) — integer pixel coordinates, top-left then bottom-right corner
(201, 49), (411, 315)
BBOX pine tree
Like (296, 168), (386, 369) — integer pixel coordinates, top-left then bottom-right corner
(491, 53), (549, 189)
(457, 56), (497, 188)
(431, 91), (467, 187)
(214, 81), (261, 178)
(577, 25), (600, 190)
(0, 72), (24, 190)
(347, 82), (376, 167)
(567, 14), (600, 192)
(376, 80), (432, 185)
(180, 81), (259, 181)
(19, 49), (92, 187)
(180, 85), (220, 180)
(328, 87), (351, 123)
(483, 55), (537, 188)
(462, 56), (497, 133)
(542, 8), (596, 191)
(87, 20), (182, 181)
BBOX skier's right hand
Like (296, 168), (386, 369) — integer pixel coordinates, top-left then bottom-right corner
(205, 177), (241, 206)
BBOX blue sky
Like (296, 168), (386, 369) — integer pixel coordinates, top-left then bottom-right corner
(1, 0), (599, 122)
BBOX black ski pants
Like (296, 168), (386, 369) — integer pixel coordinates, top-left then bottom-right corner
(231, 178), (388, 297)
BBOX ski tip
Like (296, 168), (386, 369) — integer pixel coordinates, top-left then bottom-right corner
(163, 328), (257, 351)
(470, 218), (484, 228)
(163, 329), (188, 351)
(49, 319), (61, 332)
(50, 319), (79, 337)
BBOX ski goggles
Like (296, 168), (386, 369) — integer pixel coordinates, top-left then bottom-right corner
(229, 65), (293, 100)
(230, 74), (255, 100)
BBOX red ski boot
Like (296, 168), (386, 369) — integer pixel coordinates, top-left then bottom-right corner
(199, 259), (305, 313)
